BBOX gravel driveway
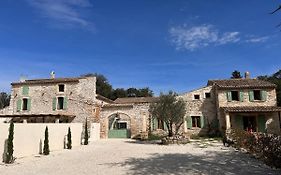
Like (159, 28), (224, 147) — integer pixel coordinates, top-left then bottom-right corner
(0, 139), (280, 175)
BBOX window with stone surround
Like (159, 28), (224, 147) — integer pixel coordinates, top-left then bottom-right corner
(205, 92), (211, 98)
(22, 98), (28, 111)
(58, 84), (65, 92)
(57, 97), (64, 110)
(194, 94), (200, 100)
(191, 116), (201, 128)
(231, 91), (239, 101)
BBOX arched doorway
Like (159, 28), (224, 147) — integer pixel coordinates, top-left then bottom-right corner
(108, 112), (131, 138)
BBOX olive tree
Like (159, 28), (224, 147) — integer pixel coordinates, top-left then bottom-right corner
(149, 91), (186, 137)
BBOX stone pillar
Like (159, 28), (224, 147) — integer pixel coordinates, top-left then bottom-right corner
(55, 118), (60, 123)
(225, 113), (231, 129)
(23, 119), (27, 123)
(142, 113), (147, 132)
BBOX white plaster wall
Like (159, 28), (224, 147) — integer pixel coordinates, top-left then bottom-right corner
(0, 123), (83, 158)
(90, 123), (100, 141)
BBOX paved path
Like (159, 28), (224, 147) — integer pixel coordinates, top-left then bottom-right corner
(0, 139), (280, 175)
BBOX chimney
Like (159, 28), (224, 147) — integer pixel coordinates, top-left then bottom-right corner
(245, 71), (250, 79)
(19, 75), (27, 82)
(50, 71), (55, 79)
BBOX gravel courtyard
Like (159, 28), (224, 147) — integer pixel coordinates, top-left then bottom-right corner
(0, 139), (280, 175)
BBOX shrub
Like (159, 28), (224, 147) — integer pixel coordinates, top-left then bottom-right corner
(190, 134), (200, 140)
(4, 121), (15, 163)
(228, 129), (281, 168)
(67, 127), (72, 149)
(84, 120), (89, 145)
(43, 126), (50, 155)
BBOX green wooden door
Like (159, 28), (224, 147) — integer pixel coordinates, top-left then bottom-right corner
(235, 115), (243, 130)
(108, 129), (130, 138)
(257, 115), (266, 133)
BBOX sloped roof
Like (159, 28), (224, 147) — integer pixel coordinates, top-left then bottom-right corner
(207, 79), (276, 89)
(114, 97), (159, 104)
(11, 77), (80, 86)
(96, 94), (114, 103)
(222, 106), (281, 113)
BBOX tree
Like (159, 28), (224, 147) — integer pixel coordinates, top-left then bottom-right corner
(84, 119), (89, 145)
(138, 87), (153, 97)
(231, 70), (242, 79)
(258, 69), (281, 106)
(67, 127), (72, 149)
(0, 92), (10, 109)
(43, 126), (50, 155)
(111, 88), (127, 100)
(270, 4), (281, 27)
(4, 121), (14, 163)
(149, 91), (186, 137)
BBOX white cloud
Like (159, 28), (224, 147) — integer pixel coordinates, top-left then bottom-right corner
(245, 36), (269, 43)
(169, 25), (240, 51)
(26, 0), (94, 30)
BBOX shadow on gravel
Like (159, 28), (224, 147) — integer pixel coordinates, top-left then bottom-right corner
(124, 140), (161, 145)
(119, 151), (281, 175)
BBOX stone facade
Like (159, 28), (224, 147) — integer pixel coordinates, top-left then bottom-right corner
(179, 86), (217, 135)
(6, 76), (98, 124)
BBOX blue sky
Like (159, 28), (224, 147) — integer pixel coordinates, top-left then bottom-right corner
(0, 0), (281, 95)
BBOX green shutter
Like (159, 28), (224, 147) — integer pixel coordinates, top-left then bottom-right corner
(261, 90), (267, 101)
(239, 91), (244, 102)
(17, 99), (22, 112)
(226, 91), (232, 102)
(200, 116), (205, 128)
(249, 91), (254, 102)
(186, 116), (192, 129)
(235, 115), (243, 130)
(154, 118), (158, 130)
(27, 98), (31, 111)
(52, 97), (57, 111)
(63, 97), (68, 110)
(257, 115), (266, 133)
(22, 86), (29, 95)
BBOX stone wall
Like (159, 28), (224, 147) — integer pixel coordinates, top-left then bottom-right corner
(100, 103), (151, 139)
(9, 76), (97, 124)
(179, 86), (217, 134)
(216, 88), (277, 130)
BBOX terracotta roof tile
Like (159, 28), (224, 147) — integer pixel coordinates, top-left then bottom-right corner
(207, 79), (276, 89)
(11, 77), (80, 85)
(114, 97), (159, 104)
(222, 106), (281, 113)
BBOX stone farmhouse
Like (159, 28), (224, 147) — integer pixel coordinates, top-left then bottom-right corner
(0, 72), (280, 139)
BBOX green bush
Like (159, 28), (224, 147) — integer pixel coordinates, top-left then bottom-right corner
(43, 126), (50, 155)
(147, 133), (164, 140)
(4, 121), (15, 163)
(190, 134), (200, 140)
(229, 129), (281, 168)
(67, 127), (72, 149)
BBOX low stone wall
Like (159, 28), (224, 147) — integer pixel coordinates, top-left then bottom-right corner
(0, 123), (83, 159)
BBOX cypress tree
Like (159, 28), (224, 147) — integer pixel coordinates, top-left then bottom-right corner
(84, 119), (89, 145)
(43, 126), (50, 155)
(67, 127), (72, 149)
(5, 121), (14, 163)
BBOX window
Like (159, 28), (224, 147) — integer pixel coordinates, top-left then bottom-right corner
(194, 94), (200, 100)
(22, 98), (28, 111)
(192, 116), (201, 128)
(117, 122), (127, 129)
(58, 84), (65, 92)
(231, 91), (239, 101)
(205, 92), (211, 98)
(253, 90), (261, 100)
(57, 97), (64, 110)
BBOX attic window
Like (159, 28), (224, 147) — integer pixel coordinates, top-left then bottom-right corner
(194, 95), (200, 100)
(205, 93), (211, 98)
(231, 91), (239, 101)
(59, 84), (65, 92)
(254, 90), (261, 100)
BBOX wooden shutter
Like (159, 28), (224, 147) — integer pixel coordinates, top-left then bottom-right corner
(257, 115), (266, 133)
(200, 116), (205, 128)
(249, 91), (254, 102)
(27, 98), (31, 111)
(154, 118), (158, 130)
(186, 116), (192, 129)
(52, 97), (57, 111)
(235, 115), (243, 130)
(239, 91), (244, 102)
(17, 99), (22, 112)
(226, 91), (232, 102)
(63, 97), (68, 110)
(22, 86), (29, 95)
(261, 90), (267, 101)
